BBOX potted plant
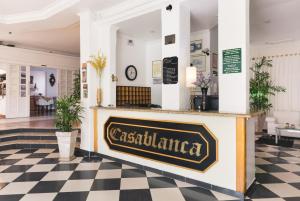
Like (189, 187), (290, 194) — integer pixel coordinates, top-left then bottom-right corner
(250, 56), (286, 131)
(88, 51), (107, 106)
(193, 73), (211, 111)
(55, 95), (83, 161)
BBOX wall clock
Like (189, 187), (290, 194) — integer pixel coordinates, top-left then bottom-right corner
(125, 65), (137, 81)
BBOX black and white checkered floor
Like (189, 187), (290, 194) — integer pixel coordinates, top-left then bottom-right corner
(0, 140), (299, 201)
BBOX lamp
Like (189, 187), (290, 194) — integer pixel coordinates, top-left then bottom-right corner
(186, 66), (197, 88)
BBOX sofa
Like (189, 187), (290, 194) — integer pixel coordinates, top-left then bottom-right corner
(266, 111), (300, 138)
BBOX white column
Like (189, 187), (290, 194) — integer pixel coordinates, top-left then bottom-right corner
(218, 0), (250, 114)
(95, 24), (118, 107)
(80, 10), (95, 152)
(161, 0), (190, 110)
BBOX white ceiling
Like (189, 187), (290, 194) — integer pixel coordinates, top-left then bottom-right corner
(0, 0), (300, 56)
(0, 0), (56, 15)
(117, 0), (218, 42)
(251, 0), (300, 45)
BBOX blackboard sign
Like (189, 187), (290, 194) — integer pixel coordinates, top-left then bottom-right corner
(163, 56), (178, 84)
(104, 117), (218, 172)
(223, 48), (242, 74)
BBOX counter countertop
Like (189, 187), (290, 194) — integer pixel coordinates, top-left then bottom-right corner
(91, 106), (260, 118)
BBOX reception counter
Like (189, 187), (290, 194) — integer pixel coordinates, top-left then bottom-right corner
(91, 106), (256, 197)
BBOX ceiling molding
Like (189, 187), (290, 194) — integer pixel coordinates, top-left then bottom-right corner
(96, 0), (167, 25)
(0, 0), (80, 24)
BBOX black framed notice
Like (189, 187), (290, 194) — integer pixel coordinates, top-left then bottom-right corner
(163, 56), (178, 84)
(104, 117), (218, 172)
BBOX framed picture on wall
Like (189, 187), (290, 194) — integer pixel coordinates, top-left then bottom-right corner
(152, 60), (162, 79)
(82, 63), (87, 83)
(212, 53), (218, 69)
(190, 40), (202, 55)
(191, 54), (206, 72)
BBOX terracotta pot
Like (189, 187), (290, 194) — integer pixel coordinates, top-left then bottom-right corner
(256, 113), (266, 133)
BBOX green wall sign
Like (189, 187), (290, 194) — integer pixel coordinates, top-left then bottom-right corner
(223, 48), (242, 74)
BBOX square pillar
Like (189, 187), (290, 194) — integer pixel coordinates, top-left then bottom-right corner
(218, 0), (250, 114)
(161, 0), (190, 110)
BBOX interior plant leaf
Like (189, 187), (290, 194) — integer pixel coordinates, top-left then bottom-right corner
(250, 56), (286, 113)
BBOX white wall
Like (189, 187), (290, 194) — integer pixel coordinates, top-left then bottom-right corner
(145, 40), (162, 105)
(191, 30), (211, 74)
(117, 33), (147, 86)
(30, 70), (46, 96)
(0, 68), (6, 115)
(0, 46), (79, 118)
(251, 41), (300, 116)
(45, 68), (58, 97)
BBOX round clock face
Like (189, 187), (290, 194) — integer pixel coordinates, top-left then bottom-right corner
(125, 65), (137, 81)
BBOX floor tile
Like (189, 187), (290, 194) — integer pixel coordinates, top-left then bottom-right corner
(121, 178), (149, 190)
(35, 149), (55, 154)
(0, 181), (38, 195)
(271, 172), (300, 183)
(251, 198), (285, 201)
(290, 183), (300, 190)
(120, 189), (152, 201)
(285, 151), (300, 157)
(75, 162), (100, 171)
(179, 187), (217, 201)
(0, 154), (9, 159)
(20, 193), (57, 201)
(0, 173), (22, 182)
(211, 190), (239, 200)
(281, 157), (300, 164)
(69, 170), (97, 180)
(91, 179), (121, 191)
(121, 169), (146, 178)
(29, 181), (66, 193)
(0, 159), (20, 166)
(99, 162), (122, 170)
(15, 158), (42, 165)
(256, 167), (267, 173)
(2, 165), (33, 173)
(264, 157), (289, 164)
(246, 184), (278, 199)
(60, 157), (83, 164)
(0, 150), (20, 154)
(263, 183), (300, 197)
(95, 169), (121, 179)
(5, 154), (31, 159)
(41, 171), (73, 181)
(26, 153), (49, 158)
(81, 157), (102, 163)
(256, 173), (285, 184)
(175, 180), (196, 188)
(0, 182), (7, 190)
(26, 164), (56, 172)
(147, 177), (177, 188)
(277, 164), (300, 172)
(151, 188), (185, 201)
(45, 153), (60, 158)
(122, 164), (137, 169)
(14, 172), (48, 182)
(17, 149), (38, 154)
(53, 192), (89, 201)
(60, 179), (93, 192)
(256, 158), (272, 165)
(38, 158), (59, 164)
(0, 194), (24, 201)
(257, 164), (288, 172)
(284, 197), (300, 201)
(146, 171), (163, 177)
(87, 190), (120, 201)
(52, 163), (78, 171)
(256, 152), (276, 158)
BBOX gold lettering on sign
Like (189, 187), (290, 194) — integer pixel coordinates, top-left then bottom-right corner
(109, 126), (204, 157)
(190, 143), (202, 157)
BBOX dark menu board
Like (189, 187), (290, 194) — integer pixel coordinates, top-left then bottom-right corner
(163, 56), (178, 84)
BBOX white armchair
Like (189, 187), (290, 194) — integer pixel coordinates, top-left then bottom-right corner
(266, 111), (300, 135)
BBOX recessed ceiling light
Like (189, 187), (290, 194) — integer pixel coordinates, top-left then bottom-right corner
(150, 30), (156, 34)
(8, 32), (12, 34)
(264, 19), (271, 24)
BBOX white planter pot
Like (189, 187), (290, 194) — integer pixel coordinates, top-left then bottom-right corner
(56, 130), (78, 161)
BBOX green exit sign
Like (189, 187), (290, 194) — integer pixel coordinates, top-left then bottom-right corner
(223, 48), (242, 74)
